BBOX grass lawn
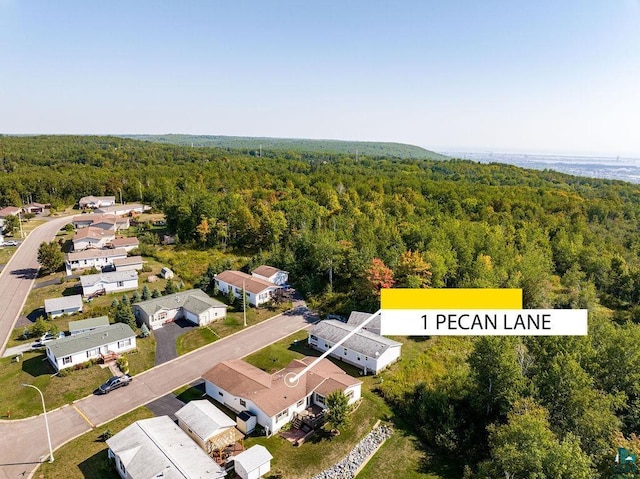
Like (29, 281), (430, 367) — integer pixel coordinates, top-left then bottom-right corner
(35, 407), (155, 479)
(126, 335), (156, 375)
(0, 351), (112, 419)
(0, 246), (17, 266)
(175, 302), (292, 356)
(243, 332), (454, 479)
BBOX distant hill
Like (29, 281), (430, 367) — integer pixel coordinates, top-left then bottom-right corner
(120, 134), (447, 160)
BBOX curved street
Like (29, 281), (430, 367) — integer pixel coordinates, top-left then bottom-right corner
(0, 216), (74, 356)
(0, 310), (314, 479)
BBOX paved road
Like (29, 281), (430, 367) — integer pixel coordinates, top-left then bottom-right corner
(0, 216), (74, 357)
(0, 309), (315, 479)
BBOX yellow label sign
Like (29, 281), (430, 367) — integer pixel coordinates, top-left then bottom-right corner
(380, 288), (523, 310)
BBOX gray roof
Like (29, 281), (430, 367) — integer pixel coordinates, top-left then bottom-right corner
(44, 295), (83, 313)
(106, 416), (225, 479)
(134, 289), (226, 317)
(47, 323), (135, 358)
(113, 255), (143, 267)
(347, 311), (381, 331)
(234, 445), (273, 472)
(310, 320), (401, 358)
(68, 316), (110, 333)
(80, 270), (138, 288)
(66, 247), (128, 262)
(175, 400), (236, 442)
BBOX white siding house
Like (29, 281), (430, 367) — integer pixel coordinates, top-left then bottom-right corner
(107, 416), (226, 479)
(79, 195), (116, 209)
(309, 320), (402, 374)
(113, 256), (144, 271)
(65, 248), (128, 274)
(80, 270), (139, 298)
(133, 289), (227, 330)
(203, 357), (362, 435)
(214, 270), (281, 307)
(72, 227), (115, 251)
(45, 323), (136, 371)
(44, 295), (83, 318)
(251, 265), (289, 286)
(95, 203), (149, 216)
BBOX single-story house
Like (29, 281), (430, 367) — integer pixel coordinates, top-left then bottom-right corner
(72, 214), (129, 231)
(175, 400), (242, 454)
(95, 203), (149, 216)
(309, 320), (402, 375)
(22, 202), (49, 214)
(346, 310), (381, 336)
(68, 316), (110, 335)
(133, 289), (227, 330)
(46, 323), (136, 371)
(72, 227), (115, 251)
(44, 294), (83, 318)
(107, 236), (139, 252)
(107, 416), (226, 479)
(113, 255), (144, 271)
(203, 357), (362, 435)
(65, 247), (128, 274)
(214, 270), (281, 307)
(0, 206), (21, 218)
(251, 265), (289, 286)
(80, 270), (139, 298)
(79, 195), (116, 209)
(233, 445), (273, 479)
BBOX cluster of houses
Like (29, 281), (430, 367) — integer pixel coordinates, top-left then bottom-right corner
(214, 265), (289, 307)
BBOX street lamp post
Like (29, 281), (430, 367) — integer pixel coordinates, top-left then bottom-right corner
(22, 384), (54, 463)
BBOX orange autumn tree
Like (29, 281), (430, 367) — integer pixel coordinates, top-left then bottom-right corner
(396, 250), (432, 288)
(365, 258), (395, 295)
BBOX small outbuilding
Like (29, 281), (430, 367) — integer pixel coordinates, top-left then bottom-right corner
(44, 295), (83, 318)
(175, 400), (243, 455)
(233, 445), (273, 479)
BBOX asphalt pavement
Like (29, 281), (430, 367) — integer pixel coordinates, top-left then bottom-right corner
(0, 308), (315, 479)
(0, 216), (74, 357)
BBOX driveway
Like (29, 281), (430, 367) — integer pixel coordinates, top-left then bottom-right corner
(0, 215), (74, 356)
(153, 319), (197, 366)
(0, 308), (316, 479)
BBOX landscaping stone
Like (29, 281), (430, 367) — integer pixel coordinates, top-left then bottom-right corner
(310, 424), (393, 479)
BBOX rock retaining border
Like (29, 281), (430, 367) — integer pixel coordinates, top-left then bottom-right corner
(310, 423), (394, 479)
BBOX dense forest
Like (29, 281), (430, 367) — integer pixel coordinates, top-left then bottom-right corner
(121, 133), (447, 160)
(2, 135), (640, 477)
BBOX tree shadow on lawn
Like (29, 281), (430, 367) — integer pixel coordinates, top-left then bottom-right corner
(78, 449), (119, 479)
(22, 354), (56, 377)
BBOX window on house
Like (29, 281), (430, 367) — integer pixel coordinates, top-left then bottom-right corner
(118, 338), (132, 348)
(316, 394), (325, 405)
(324, 343), (329, 348)
(219, 392), (223, 397)
(117, 281), (124, 287)
(357, 356), (361, 361)
(346, 390), (354, 399)
(62, 356), (72, 365)
(158, 312), (167, 321)
(276, 408), (289, 422)
(310, 335), (318, 341)
(344, 348), (348, 356)
(240, 399), (246, 407)
(297, 399), (304, 407)
(86, 348), (99, 358)
(365, 356), (368, 361)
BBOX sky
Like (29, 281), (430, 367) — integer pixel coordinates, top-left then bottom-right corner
(1, 1), (639, 157)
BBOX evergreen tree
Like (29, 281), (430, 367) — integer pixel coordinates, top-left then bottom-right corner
(163, 278), (177, 295)
(151, 288), (162, 298)
(141, 285), (151, 301)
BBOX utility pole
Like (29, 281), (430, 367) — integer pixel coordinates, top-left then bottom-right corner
(18, 211), (24, 239)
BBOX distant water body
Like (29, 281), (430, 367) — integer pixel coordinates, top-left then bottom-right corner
(443, 152), (640, 184)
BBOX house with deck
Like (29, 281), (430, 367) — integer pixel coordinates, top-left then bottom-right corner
(133, 289), (227, 330)
(80, 270), (139, 298)
(107, 416), (226, 479)
(72, 227), (115, 251)
(44, 295), (83, 318)
(46, 323), (136, 371)
(65, 247), (128, 274)
(203, 357), (362, 435)
(214, 270), (281, 307)
(309, 320), (402, 374)
(175, 400), (243, 455)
